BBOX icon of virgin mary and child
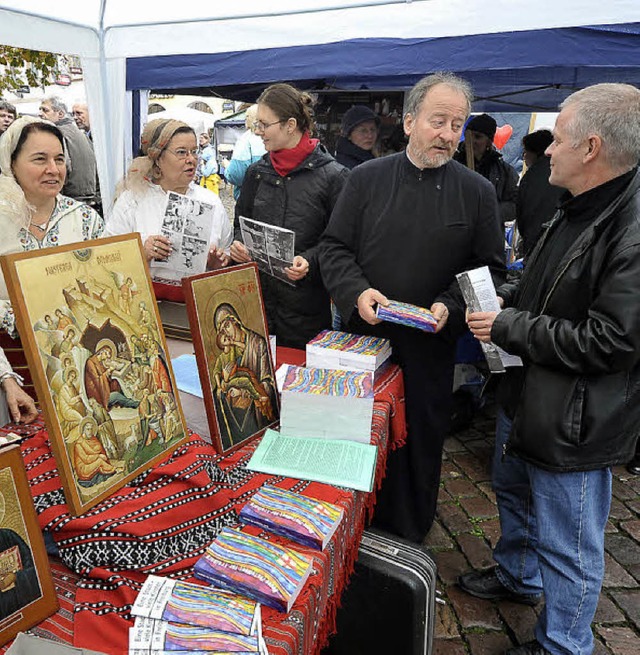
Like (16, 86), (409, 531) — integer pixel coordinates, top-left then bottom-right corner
(210, 303), (277, 449)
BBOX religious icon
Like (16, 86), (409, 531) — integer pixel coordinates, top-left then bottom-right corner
(1, 234), (188, 515)
(0, 445), (57, 644)
(183, 263), (279, 454)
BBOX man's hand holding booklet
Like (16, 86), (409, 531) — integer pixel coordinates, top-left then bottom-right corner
(375, 299), (438, 332)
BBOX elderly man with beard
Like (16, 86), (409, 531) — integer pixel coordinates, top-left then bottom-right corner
(319, 72), (505, 542)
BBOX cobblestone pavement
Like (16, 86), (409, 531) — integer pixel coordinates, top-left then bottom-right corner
(427, 399), (640, 655)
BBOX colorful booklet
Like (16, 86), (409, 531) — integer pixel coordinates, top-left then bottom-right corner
(279, 365), (374, 443)
(375, 300), (438, 332)
(239, 485), (344, 551)
(131, 575), (261, 636)
(306, 330), (391, 372)
(129, 616), (265, 653)
(194, 527), (313, 613)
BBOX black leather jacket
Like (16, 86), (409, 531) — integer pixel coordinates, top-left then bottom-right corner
(492, 170), (640, 471)
(235, 145), (348, 348)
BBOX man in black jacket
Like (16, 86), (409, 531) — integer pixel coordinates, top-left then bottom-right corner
(460, 83), (640, 655)
(454, 113), (519, 225)
(319, 72), (505, 543)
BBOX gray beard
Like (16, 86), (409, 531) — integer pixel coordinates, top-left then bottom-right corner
(417, 151), (453, 169)
(407, 144), (453, 169)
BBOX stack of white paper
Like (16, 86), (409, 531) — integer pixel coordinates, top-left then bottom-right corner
(279, 365), (374, 443)
(306, 330), (391, 373)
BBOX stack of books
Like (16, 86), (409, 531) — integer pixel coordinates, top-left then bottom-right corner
(279, 365), (374, 443)
(306, 330), (391, 373)
(129, 575), (265, 653)
(239, 485), (344, 551)
(194, 527), (313, 613)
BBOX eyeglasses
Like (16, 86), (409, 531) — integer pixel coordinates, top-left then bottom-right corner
(166, 148), (199, 160)
(253, 119), (283, 132)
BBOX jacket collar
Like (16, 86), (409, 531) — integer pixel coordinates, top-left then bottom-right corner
(531, 168), (639, 266)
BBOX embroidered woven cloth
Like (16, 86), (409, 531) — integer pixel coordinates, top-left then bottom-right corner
(7, 388), (398, 655)
(1, 350), (405, 655)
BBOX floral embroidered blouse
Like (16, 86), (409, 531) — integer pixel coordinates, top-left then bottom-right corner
(0, 195), (104, 344)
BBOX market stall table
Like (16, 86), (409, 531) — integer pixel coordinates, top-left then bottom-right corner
(1, 348), (405, 655)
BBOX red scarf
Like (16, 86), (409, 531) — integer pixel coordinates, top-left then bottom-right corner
(269, 131), (319, 177)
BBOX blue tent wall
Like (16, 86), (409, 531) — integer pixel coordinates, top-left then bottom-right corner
(127, 23), (640, 111)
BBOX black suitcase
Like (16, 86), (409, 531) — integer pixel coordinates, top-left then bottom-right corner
(323, 528), (437, 655)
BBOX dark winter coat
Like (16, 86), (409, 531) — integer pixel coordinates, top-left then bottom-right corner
(455, 146), (519, 224)
(334, 136), (375, 170)
(492, 170), (640, 471)
(516, 156), (565, 255)
(235, 144), (349, 349)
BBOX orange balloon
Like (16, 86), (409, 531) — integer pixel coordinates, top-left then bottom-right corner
(494, 124), (513, 150)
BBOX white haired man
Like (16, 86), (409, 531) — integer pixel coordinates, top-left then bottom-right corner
(460, 83), (640, 655)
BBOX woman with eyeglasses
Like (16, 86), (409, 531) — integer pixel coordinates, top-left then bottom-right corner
(230, 84), (349, 349)
(0, 116), (104, 425)
(107, 119), (232, 272)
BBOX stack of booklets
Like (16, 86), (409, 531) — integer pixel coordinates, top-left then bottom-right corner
(129, 575), (266, 654)
(279, 365), (374, 443)
(239, 485), (344, 551)
(194, 527), (313, 613)
(375, 299), (438, 332)
(129, 617), (267, 654)
(306, 330), (391, 373)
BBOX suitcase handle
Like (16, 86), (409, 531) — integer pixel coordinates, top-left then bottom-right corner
(361, 534), (399, 556)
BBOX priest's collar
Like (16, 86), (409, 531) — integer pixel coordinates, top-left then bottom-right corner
(403, 150), (449, 180)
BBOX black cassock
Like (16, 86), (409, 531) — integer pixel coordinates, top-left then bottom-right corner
(320, 153), (505, 542)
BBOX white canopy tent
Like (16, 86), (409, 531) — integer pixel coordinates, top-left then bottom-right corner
(1, 0), (639, 213)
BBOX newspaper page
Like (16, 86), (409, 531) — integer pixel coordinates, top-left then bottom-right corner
(456, 266), (523, 373)
(239, 216), (295, 286)
(153, 191), (214, 281)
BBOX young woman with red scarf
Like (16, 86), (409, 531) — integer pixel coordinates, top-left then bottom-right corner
(230, 84), (349, 349)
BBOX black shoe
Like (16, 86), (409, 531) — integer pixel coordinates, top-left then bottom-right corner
(626, 457), (640, 475)
(505, 639), (552, 654)
(458, 567), (541, 606)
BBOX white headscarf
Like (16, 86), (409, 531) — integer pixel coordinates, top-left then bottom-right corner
(0, 115), (60, 230)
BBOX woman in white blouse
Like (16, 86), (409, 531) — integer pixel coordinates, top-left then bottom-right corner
(0, 116), (104, 425)
(106, 118), (232, 274)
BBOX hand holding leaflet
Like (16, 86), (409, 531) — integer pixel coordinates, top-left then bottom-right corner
(456, 266), (522, 372)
